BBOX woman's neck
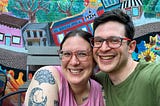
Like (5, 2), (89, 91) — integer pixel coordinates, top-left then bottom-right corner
(70, 80), (91, 105)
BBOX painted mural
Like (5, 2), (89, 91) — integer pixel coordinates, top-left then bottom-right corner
(0, 0), (160, 105)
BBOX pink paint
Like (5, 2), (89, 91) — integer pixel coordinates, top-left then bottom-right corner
(0, 25), (21, 35)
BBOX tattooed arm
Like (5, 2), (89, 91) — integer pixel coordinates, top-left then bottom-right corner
(24, 66), (60, 106)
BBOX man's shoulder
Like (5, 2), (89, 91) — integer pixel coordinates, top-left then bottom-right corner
(138, 60), (160, 69)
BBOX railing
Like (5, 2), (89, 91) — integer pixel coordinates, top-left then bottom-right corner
(26, 46), (61, 80)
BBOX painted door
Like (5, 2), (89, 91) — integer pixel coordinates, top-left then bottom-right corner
(5, 36), (11, 46)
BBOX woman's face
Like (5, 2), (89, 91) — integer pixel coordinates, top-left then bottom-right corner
(61, 36), (93, 85)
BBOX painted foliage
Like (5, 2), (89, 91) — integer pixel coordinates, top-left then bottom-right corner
(0, 0), (160, 105)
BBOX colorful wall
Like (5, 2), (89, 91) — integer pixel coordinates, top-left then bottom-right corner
(0, 0), (160, 105)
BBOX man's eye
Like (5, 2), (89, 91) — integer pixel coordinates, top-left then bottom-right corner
(110, 38), (120, 44)
(94, 38), (103, 42)
(94, 38), (104, 45)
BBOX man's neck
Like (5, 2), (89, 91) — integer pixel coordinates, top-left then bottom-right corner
(108, 60), (138, 85)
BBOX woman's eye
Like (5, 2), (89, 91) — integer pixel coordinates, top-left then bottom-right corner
(63, 52), (71, 57)
(77, 52), (87, 57)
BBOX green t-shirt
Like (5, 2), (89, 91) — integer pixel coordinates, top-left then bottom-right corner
(95, 61), (160, 106)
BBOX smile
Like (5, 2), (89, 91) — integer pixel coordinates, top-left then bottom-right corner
(99, 55), (115, 60)
(69, 69), (83, 74)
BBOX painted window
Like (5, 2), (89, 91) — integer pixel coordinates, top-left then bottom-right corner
(57, 33), (64, 44)
(0, 33), (4, 41)
(132, 7), (139, 17)
(12, 36), (21, 44)
(26, 30), (31, 37)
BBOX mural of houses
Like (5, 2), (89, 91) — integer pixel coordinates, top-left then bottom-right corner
(120, 0), (143, 19)
(0, 14), (28, 48)
(0, 1), (160, 105)
(22, 23), (54, 48)
(101, 0), (142, 19)
(50, 7), (104, 46)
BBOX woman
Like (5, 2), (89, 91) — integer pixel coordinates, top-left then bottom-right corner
(24, 29), (104, 106)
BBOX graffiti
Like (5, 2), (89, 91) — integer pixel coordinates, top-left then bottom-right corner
(0, 65), (33, 105)
(133, 32), (160, 62)
(0, 0), (160, 105)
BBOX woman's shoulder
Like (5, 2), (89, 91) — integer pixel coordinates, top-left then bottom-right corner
(90, 79), (102, 90)
(33, 65), (62, 85)
(35, 66), (61, 76)
(37, 65), (60, 71)
(24, 66), (61, 106)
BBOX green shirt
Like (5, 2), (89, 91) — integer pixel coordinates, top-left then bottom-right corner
(95, 61), (160, 106)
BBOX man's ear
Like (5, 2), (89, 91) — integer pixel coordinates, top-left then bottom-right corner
(128, 40), (137, 53)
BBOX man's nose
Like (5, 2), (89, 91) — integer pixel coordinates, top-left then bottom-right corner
(100, 41), (111, 50)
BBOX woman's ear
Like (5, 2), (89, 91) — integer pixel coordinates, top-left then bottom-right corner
(128, 40), (137, 53)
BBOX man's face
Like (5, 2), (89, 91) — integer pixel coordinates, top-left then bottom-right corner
(93, 21), (131, 73)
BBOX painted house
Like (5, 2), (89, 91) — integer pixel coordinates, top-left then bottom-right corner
(50, 7), (104, 46)
(22, 23), (54, 48)
(120, 0), (143, 19)
(0, 14), (28, 48)
(101, 0), (142, 19)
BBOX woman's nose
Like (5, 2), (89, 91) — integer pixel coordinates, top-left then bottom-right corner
(69, 55), (80, 65)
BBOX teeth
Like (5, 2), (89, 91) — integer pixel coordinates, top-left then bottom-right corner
(100, 56), (113, 59)
(70, 69), (81, 74)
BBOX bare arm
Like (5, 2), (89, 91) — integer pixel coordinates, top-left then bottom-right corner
(24, 66), (60, 106)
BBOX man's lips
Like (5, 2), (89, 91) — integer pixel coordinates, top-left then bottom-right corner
(98, 54), (116, 60)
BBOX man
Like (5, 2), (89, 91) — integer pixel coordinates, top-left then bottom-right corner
(90, 9), (160, 106)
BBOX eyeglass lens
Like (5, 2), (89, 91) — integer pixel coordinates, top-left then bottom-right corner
(59, 50), (91, 62)
(90, 36), (130, 48)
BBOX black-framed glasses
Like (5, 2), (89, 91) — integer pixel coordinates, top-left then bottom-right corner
(58, 50), (92, 62)
(89, 36), (131, 48)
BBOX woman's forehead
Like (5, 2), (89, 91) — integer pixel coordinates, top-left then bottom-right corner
(62, 36), (91, 50)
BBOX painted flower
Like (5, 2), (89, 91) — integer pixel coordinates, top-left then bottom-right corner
(138, 49), (156, 62)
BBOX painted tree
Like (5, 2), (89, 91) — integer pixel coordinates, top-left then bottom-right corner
(38, 0), (85, 22)
(145, 0), (158, 13)
(8, 0), (87, 22)
(13, 0), (50, 23)
(142, 0), (149, 11)
(155, 1), (160, 17)
(143, 0), (158, 17)
(57, 0), (73, 16)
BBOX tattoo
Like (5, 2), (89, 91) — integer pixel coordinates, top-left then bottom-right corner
(54, 100), (59, 106)
(34, 69), (55, 85)
(82, 97), (88, 101)
(28, 87), (47, 106)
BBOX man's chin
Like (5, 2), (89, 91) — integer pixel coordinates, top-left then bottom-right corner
(98, 64), (107, 71)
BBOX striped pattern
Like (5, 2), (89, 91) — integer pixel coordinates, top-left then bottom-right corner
(121, 0), (142, 9)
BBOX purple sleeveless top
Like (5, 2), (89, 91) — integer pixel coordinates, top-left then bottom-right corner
(55, 66), (104, 106)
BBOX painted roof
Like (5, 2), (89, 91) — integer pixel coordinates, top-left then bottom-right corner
(0, 14), (28, 29)
(24, 22), (49, 29)
(0, 47), (48, 71)
(0, 48), (27, 70)
(135, 22), (160, 38)
(121, 0), (142, 9)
